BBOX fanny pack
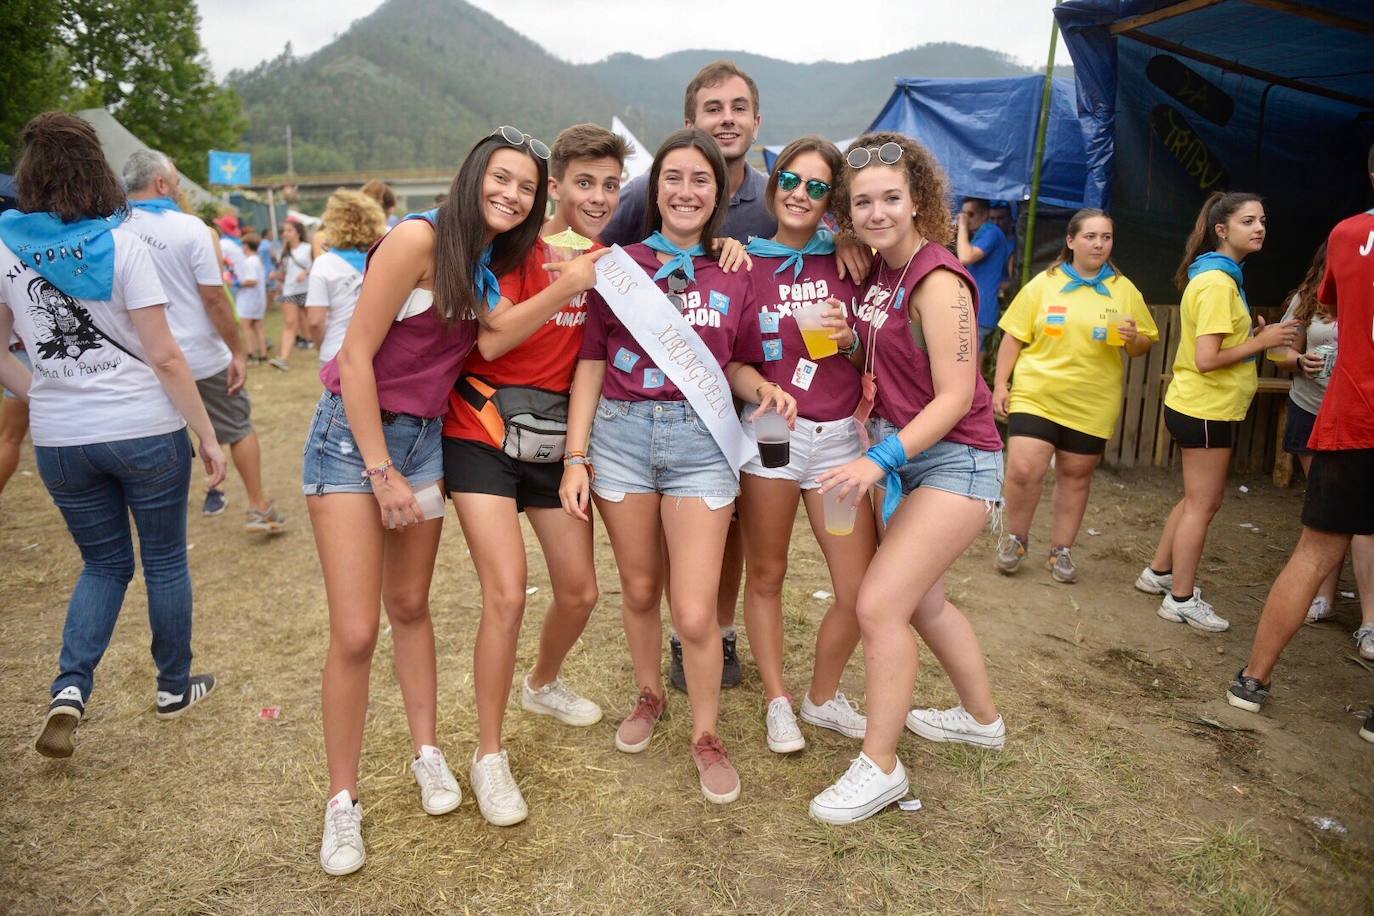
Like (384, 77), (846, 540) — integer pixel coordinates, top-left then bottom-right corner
(457, 375), (568, 463)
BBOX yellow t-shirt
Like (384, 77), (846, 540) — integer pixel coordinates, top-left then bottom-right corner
(1164, 270), (1256, 421)
(998, 268), (1158, 440)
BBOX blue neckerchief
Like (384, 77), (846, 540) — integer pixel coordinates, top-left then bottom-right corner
(405, 208), (440, 226)
(746, 229), (836, 279)
(865, 434), (909, 524)
(475, 246), (501, 311)
(130, 196), (182, 214)
(332, 247), (367, 274)
(0, 210), (124, 300)
(643, 231), (706, 282)
(1059, 261), (1115, 297)
(1188, 251), (1248, 308)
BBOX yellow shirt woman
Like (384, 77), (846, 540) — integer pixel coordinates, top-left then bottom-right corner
(1164, 270), (1256, 421)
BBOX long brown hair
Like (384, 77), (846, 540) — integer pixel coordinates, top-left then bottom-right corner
(1047, 208), (1120, 280)
(642, 129), (728, 247)
(832, 131), (952, 246)
(15, 112), (127, 222)
(1173, 191), (1263, 292)
(434, 133), (549, 324)
(1286, 241), (1330, 324)
(764, 135), (843, 220)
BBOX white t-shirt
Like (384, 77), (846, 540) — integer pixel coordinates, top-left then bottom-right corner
(220, 236), (246, 283)
(236, 256), (266, 317)
(0, 227), (185, 446)
(305, 250), (364, 362)
(278, 243), (313, 296)
(127, 208), (231, 380)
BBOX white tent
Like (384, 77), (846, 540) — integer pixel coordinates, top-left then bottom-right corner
(611, 116), (654, 181)
(77, 109), (218, 208)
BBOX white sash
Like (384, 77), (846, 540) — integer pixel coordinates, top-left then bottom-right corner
(593, 246), (753, 472)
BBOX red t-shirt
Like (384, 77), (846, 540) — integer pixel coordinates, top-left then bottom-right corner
(1311, 210), (1374, 451)
(443, 241), (589, 444)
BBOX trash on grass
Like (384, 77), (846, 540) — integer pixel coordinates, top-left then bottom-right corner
(526, 586), (539, 595)
(1340, 590), (1356, 599)
(1309, 816), (1347, 834)
(259, 706), (281, 720)
(812, 590), (832, 600)
(898, 798), (923, 812)
(1086, 528), (1101, 536)
(1239, 485), (1250, 493)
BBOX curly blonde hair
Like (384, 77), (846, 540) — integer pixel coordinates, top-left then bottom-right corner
(832, 131), (952, 247)
(323, 189), (386, 250)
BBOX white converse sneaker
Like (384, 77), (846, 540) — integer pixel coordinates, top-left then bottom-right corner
(410, 745), (462, 815)
(319, 789), (365, 876)
(1134, 566), (1174, 595)
(470, 749), (528, 827)
(809, 752), (909, 825)
(906, 705), (1006, 749)
(1353, 625), (1374, 661)
(521, 674), (603, 727)
(765, 696), (805, 753)
(800, 691), (867, 739)
(1158, 588), (1229, 632)
(1305, 596), (1335, 623)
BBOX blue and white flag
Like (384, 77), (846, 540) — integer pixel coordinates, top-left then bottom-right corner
(208, 151), (252, 186)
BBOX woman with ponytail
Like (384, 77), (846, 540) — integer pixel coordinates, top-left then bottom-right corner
(305, 127), (606, 876)
(1135, 192), (1299, 632)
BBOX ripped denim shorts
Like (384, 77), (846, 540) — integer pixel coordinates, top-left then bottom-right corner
(869, 415), (1004, 506)
(589, 398), (738, 511)
(301, 392), (444, 496)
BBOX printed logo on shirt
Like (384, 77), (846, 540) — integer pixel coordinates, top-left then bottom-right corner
(612, 347), (641, 373)
(855, 283), (896, 331)
(1044, 305), (1068, 338)
(763, 339), (784, 361)
(759, 311), (780, 334)
(25, 277), (106, 362)
(708, 290), (730, 315)
(643, 368), (665, 389)
(1091, 326), (1108, 341)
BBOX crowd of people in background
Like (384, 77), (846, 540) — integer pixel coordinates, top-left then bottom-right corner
(0, 58), (1370, 878)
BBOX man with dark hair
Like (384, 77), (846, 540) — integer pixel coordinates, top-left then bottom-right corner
(957, 196), (1014, 354)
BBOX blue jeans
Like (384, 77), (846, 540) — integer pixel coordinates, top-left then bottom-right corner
(34, 429), (194, 701)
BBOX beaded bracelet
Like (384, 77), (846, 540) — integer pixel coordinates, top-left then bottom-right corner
(564, 454), (595, 480)
(361, 457), (393, 483)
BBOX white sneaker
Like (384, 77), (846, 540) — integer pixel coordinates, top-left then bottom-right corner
(470, 749), (528, 827)
(765, 696), (805, 753)
(521, 674), (603, 727)
(809, 752), (909, 825)
(1305, 596), (1335, 623)
(800, 691), (867, 739)
(410, 745), (462, 815)
(905, 705), (1006, 749)
(1134, 566), (1174, 595)
(319, 789), (365, 876)
(1354, 625), (1374, 661)
(1158, 588), (1229, 632)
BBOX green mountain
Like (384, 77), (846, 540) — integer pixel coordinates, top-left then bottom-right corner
(230, 0), (1034, 176)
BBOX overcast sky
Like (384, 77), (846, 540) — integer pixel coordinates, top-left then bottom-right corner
(197, 0), (1060, 79)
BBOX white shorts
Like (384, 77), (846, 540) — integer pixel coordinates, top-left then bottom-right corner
(740, 404), (864, 489)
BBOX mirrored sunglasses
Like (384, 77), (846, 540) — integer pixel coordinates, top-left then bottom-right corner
(777, 170), (832, 200)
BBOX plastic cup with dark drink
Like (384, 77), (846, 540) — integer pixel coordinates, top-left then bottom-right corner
(753, 408), (791, 469)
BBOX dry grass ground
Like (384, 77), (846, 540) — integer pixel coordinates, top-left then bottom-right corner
(1, 316), (1371, 914)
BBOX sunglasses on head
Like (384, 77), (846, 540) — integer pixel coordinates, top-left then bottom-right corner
(492, 125), (550, 160)
(777, 170), (832, 200)
(845, 142), (904, 169)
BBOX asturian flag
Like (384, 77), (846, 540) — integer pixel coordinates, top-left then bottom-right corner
(208, 150), (252, 186)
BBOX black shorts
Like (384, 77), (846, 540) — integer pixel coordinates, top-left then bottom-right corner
(1164, 406), (1237, 450)
(1301, 448), (1374, 535)
(443, 437), (562, 512)
(1282, 398), (1317, 456)
(1006, 412), (1107, 456)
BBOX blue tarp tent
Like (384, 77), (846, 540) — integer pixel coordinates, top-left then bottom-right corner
(1054, 0), (1374, 302)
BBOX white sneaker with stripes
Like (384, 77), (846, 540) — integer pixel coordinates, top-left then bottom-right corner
(156, 673), (217, 719)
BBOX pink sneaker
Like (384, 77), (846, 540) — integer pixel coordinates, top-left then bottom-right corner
(614, 688), (665, 753)
(691, 733), (740, 804)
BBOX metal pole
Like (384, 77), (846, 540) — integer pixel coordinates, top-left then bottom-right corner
(286, 124), (294, 177)
(1021, 2), (1061, 287)
(267, 188), (278, 238)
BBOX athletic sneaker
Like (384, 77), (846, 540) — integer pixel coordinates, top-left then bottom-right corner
(721, 632), (743, 688)
(810, 753), (909, 825)
(905, 705), (1006, 749)
(1226, 668), (1270, 713)
(470, 748), (528, 827)
(319, 789), (365, 876)
(1306, 596), (1335, 623)
(245, 502), (287, 534)
(614, 688), (665, 753)
(691, 733), (741, 804)
(668, 634), (687, 693)
(800, 691), (867, 739)
(521, 674), (603, 726)
(35, 686), (84, 758)
(995, 533), (1027, 574)
(410, 745), (461, 815)
(1158, 589), (1229, 632)
(1354, 625), (1374, 661)
(1361, 715), (1374, 745)
(155, 673), (216, 719)
(1134, 566), (1174, 595)
(765, 695), (805, 753)
(202, 488), (227, 517)
(268, 357), (291, 372)
(1048, 546), (1078, 584)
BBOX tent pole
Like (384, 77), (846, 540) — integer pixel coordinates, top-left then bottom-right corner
(1021, 2), (1061, 287)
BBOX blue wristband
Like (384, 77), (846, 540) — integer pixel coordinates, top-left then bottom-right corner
(865, 434), (908, 524)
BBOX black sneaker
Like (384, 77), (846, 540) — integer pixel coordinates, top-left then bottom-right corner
(156, 673), (216, 719)
(1226, 668), (1270, 713)
(669, 635), (687, 693)
(721, 632), (742, 688)
(202, 488), (227, 516)
(36, 686), (84, 758)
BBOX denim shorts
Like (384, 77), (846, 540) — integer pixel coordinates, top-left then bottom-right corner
(739, 404), (863, 490)
(589, 398), (738, 510)
(302, 392), (444, 495)
(870, 416), (1004, 505)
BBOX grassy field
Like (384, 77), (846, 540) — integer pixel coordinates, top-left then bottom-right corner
(1, 317), (1371, 914)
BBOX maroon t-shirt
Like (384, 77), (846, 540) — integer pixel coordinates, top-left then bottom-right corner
(749, 254), (865, 422)
(580, 243), (763, 401)
(850, 243), (1003, 452)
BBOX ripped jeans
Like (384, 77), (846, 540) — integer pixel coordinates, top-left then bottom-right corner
(869, 416), (1005, 507)
(589, 398), (738, 511)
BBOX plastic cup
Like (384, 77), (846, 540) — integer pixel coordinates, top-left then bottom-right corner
(822, 487), (858, 536)
(412, 482), (446, 521)
(795, 300), (838, 359)
(753, 408), (791, 469)
(1103, 310), (1124, 347)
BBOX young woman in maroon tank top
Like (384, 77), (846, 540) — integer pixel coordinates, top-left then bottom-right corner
(306, 128), (606, 876)
(810, 132), (1006, 825)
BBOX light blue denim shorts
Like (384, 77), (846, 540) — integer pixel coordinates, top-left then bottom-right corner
(302, 392), (444, 496)
(589, 398), (738, 510)
(870, 416), (1004, 505)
